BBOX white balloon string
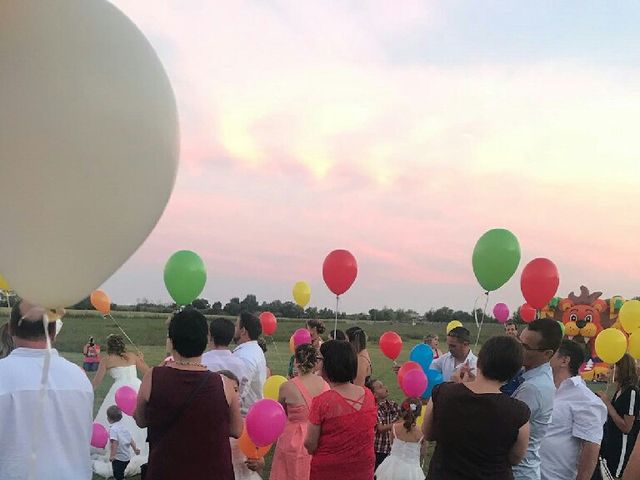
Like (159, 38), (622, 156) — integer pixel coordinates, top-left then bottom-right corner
(107, 313), (140, 354)
(334, 295), (340, 338)
(474, 292), (490, 347)
(28, 311), (53, 480)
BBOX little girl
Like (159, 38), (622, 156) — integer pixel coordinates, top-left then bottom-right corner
(374, 397), (425, 480)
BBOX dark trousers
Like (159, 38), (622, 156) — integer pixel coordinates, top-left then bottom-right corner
(375, 452), (389, 472)
(112, 460), (129, 480)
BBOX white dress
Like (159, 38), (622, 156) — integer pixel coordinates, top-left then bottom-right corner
(91, 365), (148, 477)
(375, 425), (425, 480)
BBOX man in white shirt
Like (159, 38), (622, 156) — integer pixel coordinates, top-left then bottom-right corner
(0, 300), (94, 480)
(233, 312), (267, 415)
(430, 327), (477, 381)
(540, 339), (607, 480)
(202, 318), (249, 398)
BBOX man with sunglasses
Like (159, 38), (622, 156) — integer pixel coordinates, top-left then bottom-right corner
(512, 319), (563, 480)
(0, 300), (93, 479)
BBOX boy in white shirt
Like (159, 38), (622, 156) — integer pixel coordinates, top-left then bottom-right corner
(107, 405), (140, 480)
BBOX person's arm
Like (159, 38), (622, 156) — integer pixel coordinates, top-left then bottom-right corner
(134, 353), (150, 377)
(245, 457), (265, 473)
(130, 439), (141, 456)
(508, 422), (530, 466)
(623, 439), (640, 479)
(422, 399), (435, 440)
(109, 439), (118, 462)
(134, 368), (153, 428)
(598, 392), (636, 434)
(92, 357), (107, 390)
(305, 423), (321, 454)
(83, 344), (89, 355)
(354, 356), (369, 387)
(576, 441), (600, 480)
(222, 375), (243, 439)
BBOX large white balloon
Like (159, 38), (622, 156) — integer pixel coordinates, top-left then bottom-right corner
(0, 0), (179, 307)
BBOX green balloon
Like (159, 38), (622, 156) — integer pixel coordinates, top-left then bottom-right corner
(164, 250), (207, 305)
(472, 229), (521, 292)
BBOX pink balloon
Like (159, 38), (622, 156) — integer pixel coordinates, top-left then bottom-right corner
(402, 368), (428, 397)
(493, 303), (510, 323)
(246, 399), (286, 447)
(91, 423), (108, 448)
(115, 386), (137, 416)
(293, 328), (311, 347)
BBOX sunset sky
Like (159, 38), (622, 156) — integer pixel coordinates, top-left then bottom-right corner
(103, 1), (640, 314)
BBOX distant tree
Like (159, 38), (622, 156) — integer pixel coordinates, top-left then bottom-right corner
(210, 301), (223, 315)
(305, 306), (318, 318)
(369, 309), (379, 321)
(70, 296), (93, 310)
(223, 297), (241, 316)
(191, 298), (210, 311)
(240, 294), (259, 313)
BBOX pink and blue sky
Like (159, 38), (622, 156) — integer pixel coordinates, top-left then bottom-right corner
(103, 1), (640, 313)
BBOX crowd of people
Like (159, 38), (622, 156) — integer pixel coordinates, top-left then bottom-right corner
(1, 301), (640, 480)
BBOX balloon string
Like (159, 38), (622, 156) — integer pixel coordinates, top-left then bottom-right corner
(334, 296), (339, 338)
(474, 292), (490, 347)
(28, 312), (53, 480)
(107, 314), (140, 354)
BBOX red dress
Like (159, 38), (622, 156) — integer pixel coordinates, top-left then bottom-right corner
(308, 388), (377, 480)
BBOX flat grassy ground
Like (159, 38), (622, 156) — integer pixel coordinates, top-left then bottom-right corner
(0, 310), (605, 479)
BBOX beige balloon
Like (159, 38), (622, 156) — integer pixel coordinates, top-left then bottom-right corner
(0, 0), (179, 308)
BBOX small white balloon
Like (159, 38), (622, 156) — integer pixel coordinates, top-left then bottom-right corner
(0, 0), (179, 307)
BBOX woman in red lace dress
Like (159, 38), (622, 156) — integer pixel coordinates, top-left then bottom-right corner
(304, 340), (377, 480)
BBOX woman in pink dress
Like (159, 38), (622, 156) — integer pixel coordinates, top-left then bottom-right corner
(304, 340), (378, 480)
(270, 344), (329, 480)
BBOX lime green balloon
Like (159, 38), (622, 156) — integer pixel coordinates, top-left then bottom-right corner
(472, 229), (521, 292)
(164, 250), (207, 305)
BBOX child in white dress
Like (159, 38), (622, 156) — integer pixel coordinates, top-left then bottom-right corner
(375, 397), (425, 480)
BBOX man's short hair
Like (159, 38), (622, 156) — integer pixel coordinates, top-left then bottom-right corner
(239, 312), (262, 341)
(527, 319), (563, 353)
(557, 340), (585, 376)
(10, 300), (56, 340)
(168, 308), (208, 358)
(209, 318), (235, 347)
(106, 405), (123, 422)
(448, 326), (471, 344)
(505, 321), (516, 328)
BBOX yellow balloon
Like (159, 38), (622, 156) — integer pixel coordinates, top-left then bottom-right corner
(263, 375), (287, 401)
(447, 320), (463, 334)
(629, 332), (640, 360)
(620, 300), (640, 334)
(292, 281), (311, 308)
(416, 409), (425, 427)
(0, 274), (9, 291)
(595, 328), (628, 364)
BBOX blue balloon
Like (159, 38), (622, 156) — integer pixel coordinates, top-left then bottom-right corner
(422, 369), (444, 400)
(409, 344), (434, 372)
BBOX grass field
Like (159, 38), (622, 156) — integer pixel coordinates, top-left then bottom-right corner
(0, 310), (513, 479)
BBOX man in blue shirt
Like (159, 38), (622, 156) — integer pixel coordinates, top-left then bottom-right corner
(512, 319), (563, 480)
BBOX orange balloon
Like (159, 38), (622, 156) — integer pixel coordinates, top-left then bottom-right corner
(90, 290), (111, 315)
(289, 335), (295, 353)
(238, 427), (271, 459)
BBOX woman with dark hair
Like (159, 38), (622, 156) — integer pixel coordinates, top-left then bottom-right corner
(270, 344), (329, 480)
(134, 308), (242, 479)
(307, 319), (326, 350)
(423, 335), (531, 479)
(92, 334), (150, 477)
(346, 326), (372, 386)
(597, 353), (640, 478)
(304, 340), (377, 480)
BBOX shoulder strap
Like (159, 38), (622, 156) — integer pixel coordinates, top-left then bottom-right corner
(157, 371), (213, 438)
(292, 376), (313, 407)
(391, 423), (397, 439)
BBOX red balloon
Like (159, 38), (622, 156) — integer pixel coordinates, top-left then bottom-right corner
(397, 361), (421, 388)
(322, 250), (358, 296)
(379, 331), (403, 360)
(520, 258), (559, 309)
(520, 303), (536, 323)
(259, 312), (277, 336)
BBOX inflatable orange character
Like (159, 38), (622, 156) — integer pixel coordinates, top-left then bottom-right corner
(560, 286), (607, 356)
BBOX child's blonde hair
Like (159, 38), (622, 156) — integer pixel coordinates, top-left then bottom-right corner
(399, 397), (422, 432)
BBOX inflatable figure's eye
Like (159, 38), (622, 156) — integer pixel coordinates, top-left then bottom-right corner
(570, 314), (578, 322)
(585, 314), (593, 322)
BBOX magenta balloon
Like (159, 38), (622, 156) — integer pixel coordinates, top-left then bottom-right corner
(115, 386), (137, 416)
(246, 399), (287, 447)
(493, 303), (510, 323)
(90, 423), (109, 448)
(402, 368), (428, 397)
(293, 328), (311, 347)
